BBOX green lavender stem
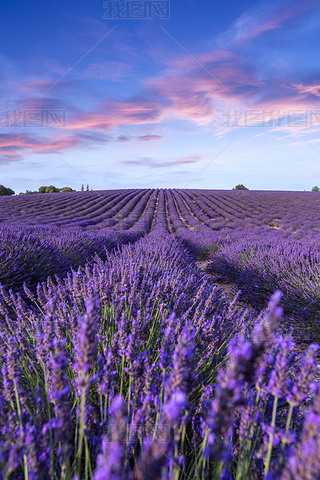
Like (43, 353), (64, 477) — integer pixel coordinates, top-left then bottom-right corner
(264, 395), (278, 477)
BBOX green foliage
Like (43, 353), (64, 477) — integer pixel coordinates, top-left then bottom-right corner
(45, 185), (60, 193)
(20, 190), (39, 194)
(38, 185), (74, 193)
(312, 186), (319, 191)
(199, 244), (221, 260)
(0, 185), (15, 196)
(233, 184), (249, 190)
(20, 186), (75, 194)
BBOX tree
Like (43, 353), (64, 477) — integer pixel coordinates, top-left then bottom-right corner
(61, 187), (74, 192)
(81, 184), (84, 191)
(233, 184), (249, 190)
(45, 185), (60, 193)
(86, 184), (90, 191)
(312, 186), (319, 192)
(38, 186), (47, 193)
(0, 185), (15, 196)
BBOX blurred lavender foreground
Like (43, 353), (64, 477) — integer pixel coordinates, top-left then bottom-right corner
(0, 189), (320, 479)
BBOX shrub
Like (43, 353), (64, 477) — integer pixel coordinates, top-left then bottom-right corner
(233, 184), (249, 190)
(0, 185), (14, 196)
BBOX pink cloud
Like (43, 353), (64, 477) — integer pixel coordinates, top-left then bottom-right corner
(227, 16), (281, 44)
(29, 135), (82, 153)
(0, 134), (28, 149)
(238, 22), (281, 42)
(2, 0), (319, 168)
(58, 47), (320, 138)
(18, 97), (67, 111)
(0, 133), (82, 162)
(147, 52), (265, 125)
(292, 83), (320, 97)
(271, 0), (319, 27)
(20, 78), (76, 95)
(66, 98), (167, 131)
(66, 113), (114, 131)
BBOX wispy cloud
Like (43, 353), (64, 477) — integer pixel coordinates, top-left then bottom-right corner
(155, 155), (203, 167)
(0, 132), (89, 163)
(122, 155), (203, 168)
(219, 0), (320, 45)
(292, 83), (320, 97)
(1, 0), (320, 172)
(78, 61), (134, 81)
(138, 134), (163, 142)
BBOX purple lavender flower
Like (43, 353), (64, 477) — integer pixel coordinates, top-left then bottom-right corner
(74, 297), (99, 386)
(133, 437), (170, 480)
(286, 344), (319, 406)
(281, 385), (320, 479)
(166, 323), (195, 397)
(159, 313), (178, 371)
(267, 337), (294, 398)
(163, 391), (187, 427)
(93, 439), (123, 480)
(50, 339), (73, 459)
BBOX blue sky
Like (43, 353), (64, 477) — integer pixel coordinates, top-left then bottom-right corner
(0, 0), (320, 192)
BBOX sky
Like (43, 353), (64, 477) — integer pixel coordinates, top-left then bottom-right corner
(0, 0), (320, 192)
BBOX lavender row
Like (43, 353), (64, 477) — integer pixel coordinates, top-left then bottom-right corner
(115, 189), (157, 232)
(2, 189), (320, 234)
(0, 225), (142, 291)
(128, 189), (159, 233)
(203, 230), (320, 323)
(175, 224), (320, 326)
(151, 189), (170, 233)
(0, 190), (138, 229)
(59, 190), (143, 228)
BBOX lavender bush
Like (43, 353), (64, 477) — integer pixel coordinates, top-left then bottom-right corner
(0, 225), (141, 291)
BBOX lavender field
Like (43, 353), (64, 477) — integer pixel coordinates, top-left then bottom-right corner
(1, 189), (320, 479)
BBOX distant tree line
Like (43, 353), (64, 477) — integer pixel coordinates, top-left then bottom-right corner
(0, 184), (91, 195)
(19, 186), (75, 195)
(2, 184), (320, 195)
